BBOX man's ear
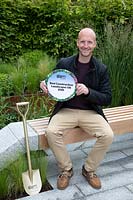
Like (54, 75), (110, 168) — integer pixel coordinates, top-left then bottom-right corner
(76, 39), (79, 48)
(94, 40), (97, 48)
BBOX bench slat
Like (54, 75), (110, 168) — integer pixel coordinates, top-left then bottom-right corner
(27, 105), (133, 149)
(103, 105), (133, 111)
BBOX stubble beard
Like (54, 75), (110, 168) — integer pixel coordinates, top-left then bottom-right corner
(79, 50), (92, 58)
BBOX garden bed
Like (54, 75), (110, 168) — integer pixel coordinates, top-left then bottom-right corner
(0, 151), (51, 200)
(0, 93), (55, 129)
(1, 180), (53, 200)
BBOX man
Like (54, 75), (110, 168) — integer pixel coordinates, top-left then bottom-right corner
(40, 28), (114, 190)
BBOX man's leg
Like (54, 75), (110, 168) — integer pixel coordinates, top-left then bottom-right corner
(79, 109), (114, 188)
(46, 108), (78, 189)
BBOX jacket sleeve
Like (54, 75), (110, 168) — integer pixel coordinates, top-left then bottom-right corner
(86, 67), (112, 106)
(54, 58), (66, 70)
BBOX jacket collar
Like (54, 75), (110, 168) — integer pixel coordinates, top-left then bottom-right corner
(74, 54), (96, 71)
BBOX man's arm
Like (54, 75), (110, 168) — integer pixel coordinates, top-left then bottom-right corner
(85, 68), (112, 106)
(76, 68), (112, 106)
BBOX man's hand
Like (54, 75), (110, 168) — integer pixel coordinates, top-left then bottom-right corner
(40, 81), (48, 94)
(76, 83), (89, 96)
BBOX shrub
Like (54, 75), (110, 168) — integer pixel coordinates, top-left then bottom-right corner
(0, 0), (132, 61)
(0, 96), (18, 129)
(0, 73), (14, 96)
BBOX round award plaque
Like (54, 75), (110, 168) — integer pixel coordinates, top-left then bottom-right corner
(45, 69), (77, 101)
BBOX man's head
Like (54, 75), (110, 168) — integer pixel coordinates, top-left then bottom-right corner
(77, 28), (96, 61)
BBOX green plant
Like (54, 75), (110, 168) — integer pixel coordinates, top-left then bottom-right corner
(0, 168), (9, 198)
(0, 73), (14, 96)
(0, 97), (9, 128)
(7, 50), (56, 95)
(0, 94), (55, 129)
(96, 23), (133, 106)
(10, 69), (27, 95)
(0, 96), (18, 129)
(23, 94), (55, 119)
(0, 50), (56, 96)
(38, 53), (56, 80)
(17, 50), (44, 68)
(0, 150), (48, 199)
(0, 62), (15, 74)
(0, 0), (132, 61)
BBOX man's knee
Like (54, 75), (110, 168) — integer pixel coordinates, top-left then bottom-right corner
(46, 127), (62, 142)
(104, 129), (114, 145)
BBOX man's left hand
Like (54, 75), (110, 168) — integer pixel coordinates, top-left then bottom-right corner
(76, 83), (89, 96)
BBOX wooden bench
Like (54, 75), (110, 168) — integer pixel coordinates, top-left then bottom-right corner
(28, 105), (133, 150)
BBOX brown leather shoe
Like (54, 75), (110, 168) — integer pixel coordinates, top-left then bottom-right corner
(57, 168), (73, 190)
(82, 165), (101, 189)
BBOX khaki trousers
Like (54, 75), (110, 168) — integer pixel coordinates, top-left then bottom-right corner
(46, 108), (114, 172)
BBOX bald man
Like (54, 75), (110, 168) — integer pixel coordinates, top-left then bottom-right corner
(40, 28), (114, 190)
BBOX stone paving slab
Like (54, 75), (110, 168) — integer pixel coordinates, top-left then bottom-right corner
(0, 126), (24, 170)
(0, 122), (132, 200)
(47, 150), (128, 189)
(0, 121), (39, 170)
(83, 149), (127, 163)
(113, 132), (133, 142)
(97, 162), (124, 176)
(84, 187), (133, 200)
(82, 133), (133, 151)
(46, 149), (87, 178)
(84, 139), (133, 154)
(8, 122), (38, 151)
(46, 134), (133, 180)
(15, 133), (133, 200)
(80, 132), (133, 151)
(48, 161), (124, 189)
(17, 167), (133, 200)
(76, 169), (133, 196)
(47, 155), (58, 177)
(17, 185), (84, 200)
(100, 151), (127, 163)
(109, 139), (133, 152)
(126, 184), (133, 193)
(80, 139), (96, 149)
(122, 147), (133, 156)
(0, 125), (20, 152)
(46, 136), (133, 199)
(118, 155), (133, 169)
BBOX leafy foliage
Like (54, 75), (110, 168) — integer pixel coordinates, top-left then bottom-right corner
(0, 50), (56, 96)
(0, 50), (56, 128)
(0, 0), (132, 128)
(0, 0), (132, 61)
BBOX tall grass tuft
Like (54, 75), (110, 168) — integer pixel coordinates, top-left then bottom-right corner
(0, 50), (56, 96)
(23, 94), (55, 119)
(0, 150), (48, 199)
(96, 23), (133, 106)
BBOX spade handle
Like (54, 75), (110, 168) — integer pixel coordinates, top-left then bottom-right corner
(16, 102), (33, 181)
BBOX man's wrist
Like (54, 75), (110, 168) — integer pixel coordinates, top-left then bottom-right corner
(84, 88), (90, 95)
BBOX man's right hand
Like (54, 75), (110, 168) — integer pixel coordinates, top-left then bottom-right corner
(40, 81), (48, 94)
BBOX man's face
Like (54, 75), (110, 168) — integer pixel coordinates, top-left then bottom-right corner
(77, 31), (96, 58)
